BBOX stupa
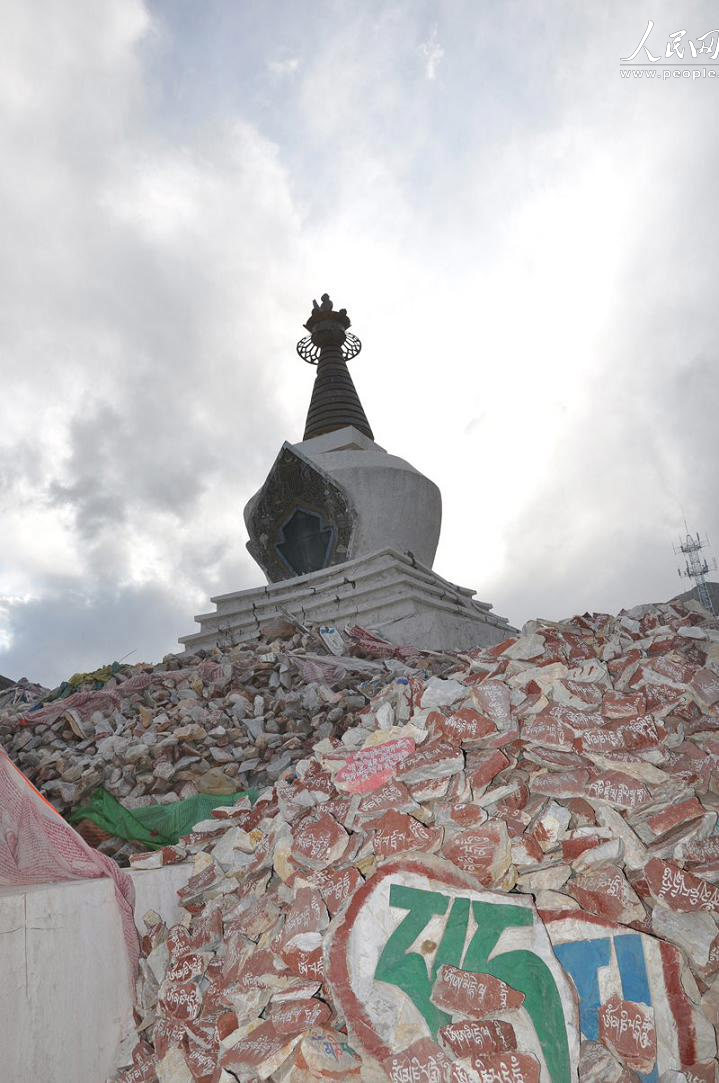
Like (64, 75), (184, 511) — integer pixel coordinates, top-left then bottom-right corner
(179, 295), (515, 652)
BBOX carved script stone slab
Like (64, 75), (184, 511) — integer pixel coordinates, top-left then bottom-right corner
(471, 1051), (541, 1082)
(323, 854), (579, 1079)
(335, 737), (416, 794)
(316, 865), (364, 916)
(372, 810), (443, 860)
(432, 707), (497, 745)
(437, 1018), (517, 1058)
(599, 995), (656, 1075)
(157, 980), (202, 1022)
(442, 822), (512, 886)
(644, 858), (719, 913)
(543, 910), (717, 1079)
(220, 1020), (302, 1077)
(287, 1027), (362, 1079)
(431, 964), (525, 1018)
(267, 997), (332, 1034)
(291, 811), (348, 871)
(383, 1037), (478, 1083)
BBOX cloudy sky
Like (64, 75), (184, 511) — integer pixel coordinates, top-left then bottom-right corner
(1, 1), (717, 685)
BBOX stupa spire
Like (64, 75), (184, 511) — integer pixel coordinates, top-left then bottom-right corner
(297, 293), (374, 441)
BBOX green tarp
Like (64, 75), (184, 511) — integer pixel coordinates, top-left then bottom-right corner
(69, 786), (257, 849)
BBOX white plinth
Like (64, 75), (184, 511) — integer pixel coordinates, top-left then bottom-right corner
(0, 864), (191, 1083)
(179, 547), (516, 654)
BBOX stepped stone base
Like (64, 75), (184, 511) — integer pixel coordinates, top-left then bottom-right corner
(179, 548), (517, 655)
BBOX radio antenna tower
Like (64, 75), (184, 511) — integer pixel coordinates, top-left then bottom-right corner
(674, 523), (717, 616)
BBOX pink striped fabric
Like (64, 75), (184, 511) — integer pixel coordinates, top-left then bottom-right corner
(0, 746), (139, 985)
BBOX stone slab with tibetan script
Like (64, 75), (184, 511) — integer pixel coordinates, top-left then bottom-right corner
(324, 854), (580, 1082)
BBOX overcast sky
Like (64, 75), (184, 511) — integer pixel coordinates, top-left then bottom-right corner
(1, 1), (717, 685)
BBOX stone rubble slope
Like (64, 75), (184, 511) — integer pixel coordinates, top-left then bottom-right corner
(98, 600), (719, 1083)
(0, 623), (452, 863)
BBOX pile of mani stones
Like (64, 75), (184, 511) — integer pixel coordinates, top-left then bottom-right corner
(106, 600), (719, 1083)
(0, 620), (447, 861)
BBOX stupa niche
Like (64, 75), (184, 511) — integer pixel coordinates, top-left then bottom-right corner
(179, 295), (515, 652)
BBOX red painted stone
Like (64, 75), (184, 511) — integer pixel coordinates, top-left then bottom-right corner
(442, 823), (510, 884)
(575, 726), (626, 755)
(648, 655), (697, 685)
(585, 771), (651, 809)
(570, 864), (643, 924)
(225, 893), (281, 942)
(316, 865), (364, 916)
(437, 1018), (517, 1058)
(649, 798), (706, 837)
(467, 748), (510, 792)
(292, 811), (348, 870)
(684, 835), (719, 870)
(599, 995), (656, 1074)
(395, 738), (465, 784)
(334, 737), (416, 793)
(495, 782), (529, 815)
(470, 1051), (541, 1082)
(469, 679), (512, 728)
(165, 951), (207, 986)
(165, 911), (222, 963)
(530, 768), (591, 798)
(290, 1027), (362, 1078)
(691, 668), (719, 708)
(435, 707), (497, 744)
(185, 1025), (221, 1083)
(234, 947), (282, 993)
(302, 763), (336, 797)
(679, 1063), (719, 1083)
(540, 705), (605, 732)
(277, 940), (324, 981)
(384, 1037), (478, 1083)
(556, 679), (604, 709)
(561, 834), (603, 862)
(644, 682), (685, 714)
(220, 1020), (299, 1075)
(177, 863), (222, 904)
(268, 997), (331, 1034)
(355, 778), (414, 819)
(431, 964), (525, 1018)
(158, 980), (202, 1022)
(117, 1043), (159, 1083)
(448, 802), (488, 828)
(371, 810), (443, 859)
(645, 858), (719, 912)
(320, 794), (354, 826)
(153, 1018), (186, 1059)
(521, 713), (575, 751)
(406, 776), (451, 802)
(602, 690), (647, 719)
(609, 644), (642, 669)
(280, 887), (326, 943)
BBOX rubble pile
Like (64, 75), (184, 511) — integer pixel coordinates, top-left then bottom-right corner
(0, 624), (449, 861)
(0, 675), (49, 711)
(110, 600), (719, 1083)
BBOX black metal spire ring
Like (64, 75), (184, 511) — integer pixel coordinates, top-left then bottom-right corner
(296, 331), (362, 365)
(300, 293), (374, 440)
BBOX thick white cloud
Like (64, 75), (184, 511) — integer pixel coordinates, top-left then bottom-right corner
(1, 1), (717, 683)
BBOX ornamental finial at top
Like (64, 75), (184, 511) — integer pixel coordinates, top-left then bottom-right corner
(303, 293), (351, 334)
(297, 293), (361, 365)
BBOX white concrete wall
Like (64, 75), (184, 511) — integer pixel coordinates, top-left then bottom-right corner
(0, 864), (191, 1083)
